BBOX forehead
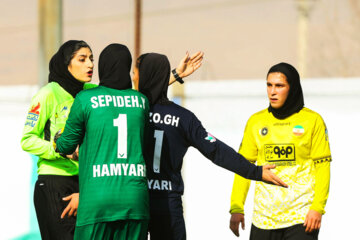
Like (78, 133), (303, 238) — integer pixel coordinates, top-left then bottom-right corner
(267, 72), (288, 84)
(73, 47), (92, 57)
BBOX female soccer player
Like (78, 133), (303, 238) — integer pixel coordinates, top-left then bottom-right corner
(137, 53), (288, 240)
(229, 62), (331, 240)
(21, 40), (95, 240)
(55, 43), (150, 240)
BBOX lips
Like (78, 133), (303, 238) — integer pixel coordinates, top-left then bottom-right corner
(87, 70), (93, 77)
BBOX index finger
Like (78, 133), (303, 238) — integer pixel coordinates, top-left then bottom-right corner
(68, 207), (75, 218)
(189, 51), (204, 62)
(305, 218), (313, 233)
(61, 205), (70, 219)
(240, 218), (245, 230)
(229, 222), (239, 237)
(191, 55), (203, 65)
(270, 173), (288, 188)
(181, 51), (190, 64)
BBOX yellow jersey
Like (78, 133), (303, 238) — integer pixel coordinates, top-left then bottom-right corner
(230, 107), (331, 229)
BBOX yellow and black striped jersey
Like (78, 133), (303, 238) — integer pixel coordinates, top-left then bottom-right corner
(230, 107), (331, 229)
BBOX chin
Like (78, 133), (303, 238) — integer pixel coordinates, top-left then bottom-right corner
(270, 104), (281, 109)
(78, 78), (92, 83)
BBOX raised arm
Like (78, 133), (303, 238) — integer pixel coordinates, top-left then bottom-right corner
(169, 51), (204, 85)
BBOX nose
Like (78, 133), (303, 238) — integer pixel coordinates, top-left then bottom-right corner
(87, 59), (94, 69)
(270, 86), (276, 95)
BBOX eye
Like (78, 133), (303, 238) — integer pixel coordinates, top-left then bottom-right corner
(79, 58), (85, 62)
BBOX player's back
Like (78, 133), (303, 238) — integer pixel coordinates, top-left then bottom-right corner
(146, 101), (198, 198)
(74, 86), (150, 226)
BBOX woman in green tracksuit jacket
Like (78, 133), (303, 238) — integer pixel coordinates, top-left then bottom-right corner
(21, 40), (96, 240)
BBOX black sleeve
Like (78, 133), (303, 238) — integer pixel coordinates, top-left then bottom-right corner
(186, 113), (262, 181)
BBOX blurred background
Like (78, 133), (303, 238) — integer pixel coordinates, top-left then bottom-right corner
(1, 0), (359, 239)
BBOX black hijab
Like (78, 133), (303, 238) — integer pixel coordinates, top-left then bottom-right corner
(48, 40), (90, 98)
(98, 44), (132, 90)
(267, 62), (304, 119)
(138, 53), (171, 105)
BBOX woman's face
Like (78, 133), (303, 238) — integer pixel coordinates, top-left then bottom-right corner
(132, 66), (139, 90)
(68, 47), (94, 83)
(267, 72), (290, 109)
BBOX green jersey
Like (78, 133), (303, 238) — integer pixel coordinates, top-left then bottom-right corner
(21, 82), (97, 175)
(56, 86), (150, 226)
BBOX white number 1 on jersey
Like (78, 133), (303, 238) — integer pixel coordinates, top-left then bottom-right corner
(153, 130), (164, 173)
(113, 114), (127, 159)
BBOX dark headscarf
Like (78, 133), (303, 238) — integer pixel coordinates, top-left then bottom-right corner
(48, 40), (91, 98)
(138, 53), (171, 105)
(267, 62), (304, 119)
(98, 44), (132, 90)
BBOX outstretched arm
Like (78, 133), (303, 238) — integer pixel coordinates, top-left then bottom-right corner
(186, 112), (288, 186)
(169, 51), (204, 85)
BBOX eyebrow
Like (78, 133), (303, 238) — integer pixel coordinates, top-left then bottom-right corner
(78, 54), (93, 58)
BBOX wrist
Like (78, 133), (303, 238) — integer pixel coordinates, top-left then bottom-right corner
(230, 208), (245, 214)
(56, 152), (67, 159)
(172, 69), (184, 84)
(175, 68), (185, 78)
(309, 206), (325, 215)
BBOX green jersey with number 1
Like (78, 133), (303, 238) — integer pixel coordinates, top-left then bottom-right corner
(56, 86), (150, 226)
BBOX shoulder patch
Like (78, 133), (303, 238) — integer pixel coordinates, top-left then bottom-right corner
(29, 102), (40, 114)
(25, 102), (40, 127)
(205, 132), (216, 143)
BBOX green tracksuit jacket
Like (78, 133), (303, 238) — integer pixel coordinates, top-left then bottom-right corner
(21, 82), (96, 175)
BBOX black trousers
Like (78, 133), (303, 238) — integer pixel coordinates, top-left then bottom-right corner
(250, 223), (319, 240)
(34, 175), (79, 240)
(148, 197), (186, 240)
